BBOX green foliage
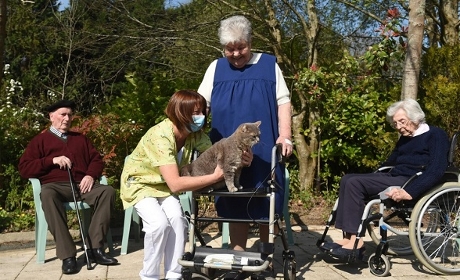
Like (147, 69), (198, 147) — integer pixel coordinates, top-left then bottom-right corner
(2, 164), (34, 211)
(0, 206), (35, 233)
(321, 175), (341, 206)
(71, 113), (143, 189)
(0, 73), (45, 210)
(293, 32), (405, 198)
(0, 207), (12, 232)
(103, 72), (172, 130)
(421, 45), (460, 135)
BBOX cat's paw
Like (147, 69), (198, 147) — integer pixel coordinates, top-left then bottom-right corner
(227, 186), (239, 192)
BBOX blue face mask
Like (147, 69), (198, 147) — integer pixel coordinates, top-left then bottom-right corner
(189, 115), (205, 132)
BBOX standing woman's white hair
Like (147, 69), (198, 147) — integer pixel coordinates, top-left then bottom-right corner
(386, 98), (426, 125)
(218, 15), (252, 46)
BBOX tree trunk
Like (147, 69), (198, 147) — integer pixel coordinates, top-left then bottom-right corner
(292, 95), (320, 194)
(439, 0), (458, 46)
(401, 0), (426, 100)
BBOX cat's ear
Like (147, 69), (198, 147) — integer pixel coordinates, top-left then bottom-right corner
(255, 121), (261, 127)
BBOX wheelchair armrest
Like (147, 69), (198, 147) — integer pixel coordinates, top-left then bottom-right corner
(374, 166), (395, 173)
(401, 171), (423, 189)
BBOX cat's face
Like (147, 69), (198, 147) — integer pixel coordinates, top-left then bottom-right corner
(239, 121), (261, 147)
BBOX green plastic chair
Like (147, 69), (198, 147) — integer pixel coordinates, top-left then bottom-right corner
(120, 155), (141, 255)
(30, 176), (114, 264)
(120, 205), (141, 255)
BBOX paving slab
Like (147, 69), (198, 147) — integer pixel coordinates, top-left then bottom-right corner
(0, 225), (459, 279)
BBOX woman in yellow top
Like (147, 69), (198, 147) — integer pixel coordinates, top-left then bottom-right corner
(120, 90), (251, 280)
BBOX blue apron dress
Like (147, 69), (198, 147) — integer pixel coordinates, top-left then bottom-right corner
(209, 53), (285, 219)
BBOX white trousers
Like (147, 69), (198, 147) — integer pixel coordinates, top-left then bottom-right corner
(134, 196), (188, 280)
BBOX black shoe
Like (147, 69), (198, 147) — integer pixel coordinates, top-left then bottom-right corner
(329, 246), (366, 261)
(318, 241), (341, 252)
(86, 248), (118, 265)
(62, 257), (78, 274)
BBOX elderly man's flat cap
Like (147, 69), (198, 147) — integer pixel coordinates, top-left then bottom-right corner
(46, 100), (76, 113)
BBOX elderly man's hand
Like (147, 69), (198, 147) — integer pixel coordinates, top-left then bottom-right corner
(79, 175), (95, 194)
(53, 156), (72, 169)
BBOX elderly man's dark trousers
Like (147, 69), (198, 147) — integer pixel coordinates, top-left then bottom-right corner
(40, 181), (115, 260)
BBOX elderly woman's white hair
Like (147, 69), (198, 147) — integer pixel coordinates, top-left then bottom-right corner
(386, 98), (426, 126)
(218, 15), (252, 46)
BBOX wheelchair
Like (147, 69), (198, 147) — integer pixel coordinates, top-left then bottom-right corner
(178, 145), (296, 280)
(317, 131), (460, 277)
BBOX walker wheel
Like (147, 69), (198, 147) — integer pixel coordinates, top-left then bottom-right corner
(283, 251), (296, 280)
(181, 268), (192, 280)
(368, 252), (391, 277)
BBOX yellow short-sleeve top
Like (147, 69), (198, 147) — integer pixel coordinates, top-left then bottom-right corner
(120, 118), (211, 209)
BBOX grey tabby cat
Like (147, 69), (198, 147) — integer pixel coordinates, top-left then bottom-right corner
(180, 121), (261, 192)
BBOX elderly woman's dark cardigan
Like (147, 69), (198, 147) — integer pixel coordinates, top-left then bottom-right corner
(382, 125), (450, 199)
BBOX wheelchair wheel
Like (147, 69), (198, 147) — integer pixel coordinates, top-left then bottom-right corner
(409, 183), (460, 275)
(368, 252), (391, 277)
(367, 204), (413, 255)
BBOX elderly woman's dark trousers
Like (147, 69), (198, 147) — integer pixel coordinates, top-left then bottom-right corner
(334, 173), (409, 234)
(40, 182), (115, 260)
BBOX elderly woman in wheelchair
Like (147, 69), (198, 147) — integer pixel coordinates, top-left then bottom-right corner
(318, 99), (450, 262)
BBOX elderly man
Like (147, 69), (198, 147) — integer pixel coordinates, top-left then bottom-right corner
(19, 100), (118, 274)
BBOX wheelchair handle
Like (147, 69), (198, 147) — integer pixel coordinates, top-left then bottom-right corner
(448, 131), (460, 167)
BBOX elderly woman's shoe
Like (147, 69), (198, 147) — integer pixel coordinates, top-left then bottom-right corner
(329, 246), (366, 261)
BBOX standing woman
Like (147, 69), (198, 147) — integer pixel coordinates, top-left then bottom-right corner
(120, 90), (249, 280)
(197, 14), (293, 273)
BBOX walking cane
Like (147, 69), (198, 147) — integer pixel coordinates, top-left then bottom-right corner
(67, 167), (93, 270)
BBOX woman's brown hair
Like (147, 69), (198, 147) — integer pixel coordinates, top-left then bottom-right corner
(165, 90), (207, 132)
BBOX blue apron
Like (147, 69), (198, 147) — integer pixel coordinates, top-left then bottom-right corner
(209, 54), (285, 219)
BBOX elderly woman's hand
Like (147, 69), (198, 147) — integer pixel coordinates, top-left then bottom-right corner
(276, 136), (293, 157)
(386, 188), (412, 202)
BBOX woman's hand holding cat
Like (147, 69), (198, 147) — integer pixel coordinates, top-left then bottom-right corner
(213, 165), (225, 181)
(242, 150), (253, 167)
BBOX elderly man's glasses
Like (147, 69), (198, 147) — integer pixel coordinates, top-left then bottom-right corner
(392, 119), (411, 128)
